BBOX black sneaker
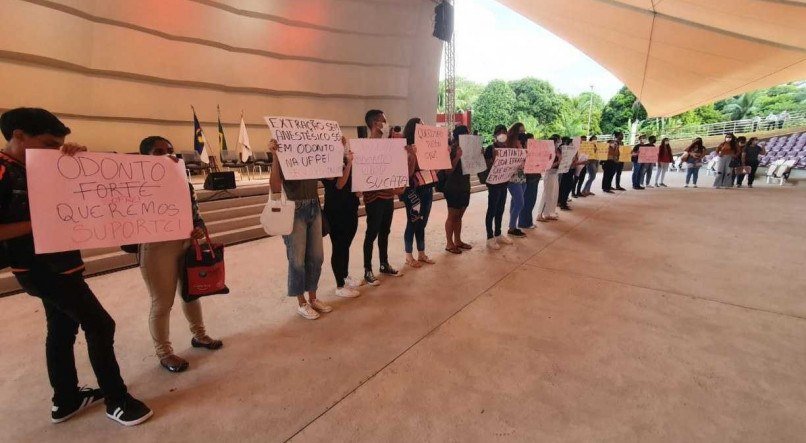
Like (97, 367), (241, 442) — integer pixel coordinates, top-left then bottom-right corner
(507, 228), (526, 238)
(52, 387), (104, 423)
(559, 205), (572, 211)
(379, 264), (402, 277)
(616, 187), (627, 191)
(106, 394), (153, 427)
(364, 270), (380, 286)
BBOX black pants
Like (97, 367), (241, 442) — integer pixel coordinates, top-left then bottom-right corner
(326, 209), (358, 287)
(558, 172), (574, 206)
(573, 168), (587, 196)
(485, 183), (508, 238)
(615, 162), (624, 188)
(739, 161), (760, 186)
(363, 199), (394, 270)
(15, 270), (127, 405)
(602, 160), (616, 190)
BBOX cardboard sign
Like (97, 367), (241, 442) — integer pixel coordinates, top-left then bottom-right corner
(486, 148), (527, 185)
(264, 116), (344, 180)
(579, 141), (597, 158)
(349, 138), (409, 192)
(414, 124), (451, 170)
(525, 139), (556, 174)
(558, 146), (579, 173)
(26, 150), (193, 253)
(458, 134), (486, 175)
(638, 146), (660, 164)
(619, 145), (633, 161)
(596, 142), (611, 161)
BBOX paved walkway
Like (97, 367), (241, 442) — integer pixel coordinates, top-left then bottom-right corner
(1, 171), (805, 442)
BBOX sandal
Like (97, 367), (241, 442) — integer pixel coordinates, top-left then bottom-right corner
(457, 242), (473, 250)
(417, 255), (435, 264)
(160, 354), (189, 373)
(191, 336), (224, 350)
(406, 257), (423, 268)
(445, 246), (462, 254)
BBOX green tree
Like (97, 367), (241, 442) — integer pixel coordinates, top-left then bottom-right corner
(722, 91), (760, 120)
(600, 86), (647, 135)
(508, 78), (564, 127)
(576, 91), (604, 135)
(437, 77), (485, 113)
(473, 80), (516, 142)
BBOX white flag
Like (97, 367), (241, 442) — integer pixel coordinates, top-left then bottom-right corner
(237, 116), (253, 162)
(199, 129), (211, 164)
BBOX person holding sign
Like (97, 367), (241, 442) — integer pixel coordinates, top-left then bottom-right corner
(506, 123), (528, 238)
(643, 135), (657, 188)
(137, 136), (223, 373)
(361, 110), (412, 286)
(631, 135), (648, 190)
(518, 133), (540, 230)
(400, 118), (436, 266)
(269, 139), (330, 320)
(536, 135), (562, 222)
(601, 131), (624, 193)
(483, 125), (513, 249)
(0, 108), (153, 426)
(580, 135), (599, 196)
(443, 125), (473, 254)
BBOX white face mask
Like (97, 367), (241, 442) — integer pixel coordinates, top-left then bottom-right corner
(496, 134), (507, 143)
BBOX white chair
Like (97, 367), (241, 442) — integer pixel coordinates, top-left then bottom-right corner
(767, 159), (796, 185)
(671, 154), (684, 172)
(765, 159), (784, 183)
(705, 157), (719, 176)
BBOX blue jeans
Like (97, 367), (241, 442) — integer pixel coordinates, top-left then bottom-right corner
(582, 161), (597, 193)
(519, 178), (540, 228)
(631, 161), (644, 187)
(643, 163), (654, 185)
(403, 186), (434, 253)
(508, 182), (526, 229)
(282, 200), (324, 297)
(686, 165), (700, 184)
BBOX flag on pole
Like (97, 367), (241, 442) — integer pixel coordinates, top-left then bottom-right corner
(192, 107), (210, 164)
(237, 112), (253, 162)
(217, 105), (228, 151)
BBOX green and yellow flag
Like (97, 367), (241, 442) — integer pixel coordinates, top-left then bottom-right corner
(217, 105), (228, 151)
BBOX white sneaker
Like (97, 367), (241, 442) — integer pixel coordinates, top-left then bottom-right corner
(297, 303), (320, 320)
(487, 238), (500, 250)
(310, 299), (333, 313)
(344, 276), (365, 288)
(496, 235), (513, 245)
(335, 287), (360, 298)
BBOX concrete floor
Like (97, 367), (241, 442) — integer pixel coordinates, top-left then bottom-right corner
(1, 170), (805, 442)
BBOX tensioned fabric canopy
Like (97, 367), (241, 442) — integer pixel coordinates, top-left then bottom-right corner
(497, 0), (806, 117)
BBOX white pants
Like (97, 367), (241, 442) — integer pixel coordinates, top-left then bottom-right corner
(655, 162), (669, 185)
(538, 169), (559, 217)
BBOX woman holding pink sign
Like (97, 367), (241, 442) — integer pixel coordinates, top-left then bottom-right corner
(400, 117), (436, 266)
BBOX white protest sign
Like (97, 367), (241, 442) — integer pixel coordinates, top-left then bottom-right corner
(26, 150), (193, 253)
(458, 134), (486, 175)
(558, 145), (579, 173)
(414, 124), (451, 170)
(264, 116), (344, 180)
(525, 139), (556, 174)
(349, 138), (409, 192)
(486, 148), (527, 185)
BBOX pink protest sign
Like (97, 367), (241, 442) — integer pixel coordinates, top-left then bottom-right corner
(26, 150), (193, 253)
(638, 146), (660, 164)
(525, 139), (556, 174)
(414, 124), (451, 170)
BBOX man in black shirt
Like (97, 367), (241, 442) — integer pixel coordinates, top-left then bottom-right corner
(0, 108), (152, 426)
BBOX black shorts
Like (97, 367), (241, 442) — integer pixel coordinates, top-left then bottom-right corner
(444, 190), (470, 209)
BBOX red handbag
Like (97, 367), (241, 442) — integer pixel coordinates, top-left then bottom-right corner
(181, 230), (229, 302)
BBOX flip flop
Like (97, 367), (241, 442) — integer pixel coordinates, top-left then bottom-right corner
(457, 243), (473, 250)
(445, 246), (462, 254)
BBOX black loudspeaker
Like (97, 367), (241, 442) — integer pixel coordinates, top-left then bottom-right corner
(433, 1), (454, 42)
(357, 126), (368, 139)
(203, 171), (236, 190)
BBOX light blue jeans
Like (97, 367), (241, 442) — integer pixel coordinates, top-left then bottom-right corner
(282, 200), (324, 297)
(508, 182), (526, 229)
(582, 161), (597, 193)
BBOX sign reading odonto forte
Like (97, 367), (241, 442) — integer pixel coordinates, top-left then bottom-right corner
(264, 116), (344, 180)
(26, 150), (193, 253)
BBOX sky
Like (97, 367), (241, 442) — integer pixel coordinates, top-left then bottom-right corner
(446, 0), (624, 100)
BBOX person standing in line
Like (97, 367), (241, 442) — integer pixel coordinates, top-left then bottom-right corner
(739, 137), (765, 188)
(443, 125), (473, 253)
(322, 137), (363, 298)
(643, 135), (657, 187)
(614, 133), (627, 191)
(361, 109), (410, 285)
(581, 135), (599, 196)
(399, 117), (435, 265)
(631, 135), (647, 190)
(269, 137), (330, 319)
(518, 133), (540, 230)
(732, 136), (748, 187)
(506, 123), (528, 238)
(683, 137), (706, 187)
(137, 136), (222, 373)
(0, 108), (153, 426)
(713, 133), (738, 189)
(558, 137), (582, 211)
(572, 149), (588, 198)
(484, 125), (513, 249)
(601, 131), (624, 193)
(537, 134), (562, 222)
(655, 137), (673, 187)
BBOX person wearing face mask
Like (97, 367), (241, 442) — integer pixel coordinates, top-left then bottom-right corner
(731, 136), (747, 187)
(443, 125), (472, 254)
(643, 135), (657, 188)
(631, 134), (647, 190)
(506, 123), (528, 238)
(739, 137), (765, 188)
(400, 117), (436, 264)
(580, 135), (599, 196)
(537, 134), (562, 222)
(137, 136), (222, 373)
(518, 133), (540, 229)
(682, 137), (706, 187)
(713, 133), (737, 189)
(601, 131), (623, 193)
(557, 137), (583, 211)
(655, 137), (673, 187)
(483, 125), (513, 249)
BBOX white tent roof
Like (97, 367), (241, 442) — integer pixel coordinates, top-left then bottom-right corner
(497, 0), (806, 116)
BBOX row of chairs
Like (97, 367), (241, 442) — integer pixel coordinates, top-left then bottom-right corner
(179, 150), (273, 180)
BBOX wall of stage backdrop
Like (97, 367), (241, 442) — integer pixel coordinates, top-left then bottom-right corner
(26, 150), (193, 253)
(349, 138), (409, 192)
(264, 116), (344, 180)
(486, 148), (527, 185)
(458, 134), (486, 175)
(525, 139), (556, 174)
(414, 124), (451, 170)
